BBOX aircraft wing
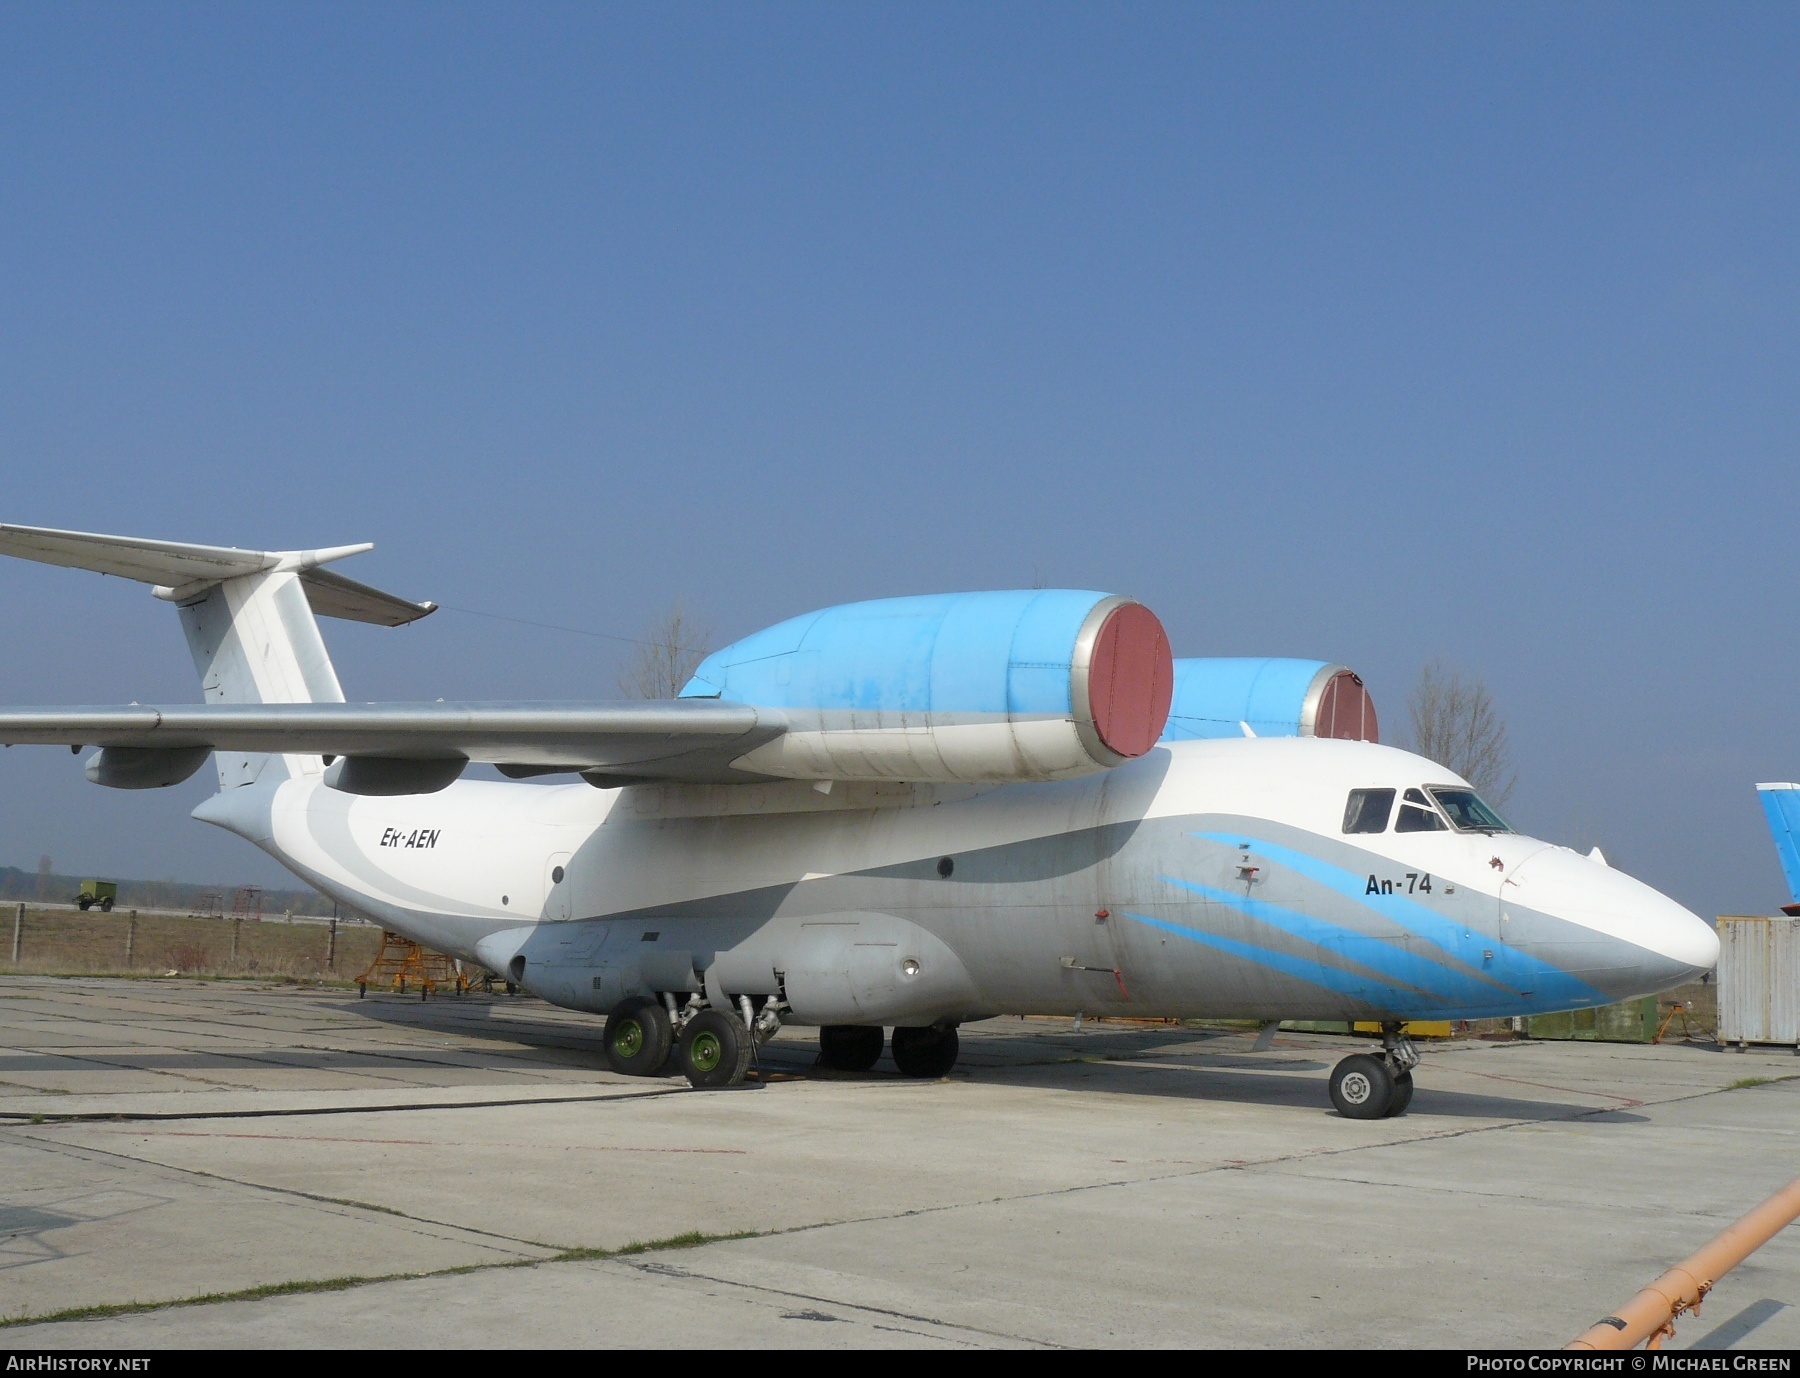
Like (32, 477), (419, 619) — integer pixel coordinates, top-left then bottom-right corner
(0, 701), (786, 785)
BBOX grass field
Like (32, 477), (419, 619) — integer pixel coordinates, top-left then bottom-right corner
(0, 906), (388, 981)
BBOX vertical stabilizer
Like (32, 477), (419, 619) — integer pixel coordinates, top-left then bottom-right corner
(178, 571), (346, 787)
(1755, 783), (1800, 908)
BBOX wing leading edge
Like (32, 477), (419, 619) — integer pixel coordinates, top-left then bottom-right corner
(0, 701), (785, 786)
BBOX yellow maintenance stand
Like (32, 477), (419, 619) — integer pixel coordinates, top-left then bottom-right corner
(356, 931), (471, 1000)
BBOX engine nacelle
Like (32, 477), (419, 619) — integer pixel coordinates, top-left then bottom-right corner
(84, 745), (213, 789)
(1160, 658), (1379, 742)
(681, 590), (1174, 783)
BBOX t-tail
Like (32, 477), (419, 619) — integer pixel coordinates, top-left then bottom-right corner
(0, 524), (434, 791)
(1755, 782), (1800, 915)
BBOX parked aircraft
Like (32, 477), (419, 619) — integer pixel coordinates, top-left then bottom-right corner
(0, 525), (1718, 1117)
(1754, 782), (1800, 915)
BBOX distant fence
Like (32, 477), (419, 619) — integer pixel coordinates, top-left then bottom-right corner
(2, 903), (384, 979)
(0, 866), (334, 917)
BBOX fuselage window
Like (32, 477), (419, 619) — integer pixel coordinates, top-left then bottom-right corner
(1394, 787), (1447, 833)
(1426, 787), (1512, 834)
(1343, 788), (1395, 834)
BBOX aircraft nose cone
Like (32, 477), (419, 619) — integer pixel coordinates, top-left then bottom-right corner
(1504, 846), (1718, 999)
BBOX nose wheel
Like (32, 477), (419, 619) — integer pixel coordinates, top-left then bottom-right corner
(1329, 1024), (1419, 1119)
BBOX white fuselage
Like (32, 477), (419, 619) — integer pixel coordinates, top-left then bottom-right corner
(203, 737), (1718, 1026)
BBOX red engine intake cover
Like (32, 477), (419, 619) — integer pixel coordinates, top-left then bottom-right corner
(1086, 603), (1174, 758)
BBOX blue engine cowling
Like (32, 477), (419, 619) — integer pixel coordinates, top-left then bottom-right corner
(1160, 658), (1379, 742)
(680, 590), (1175, 782)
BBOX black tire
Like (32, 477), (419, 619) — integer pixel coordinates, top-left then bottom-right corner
(78, 899), (91, 911)
(1329, 1052), (1395, 1119)
(891, 1024), (960, 1078)
(604, 996), (674, 1076)
(100, 897), (114, 912)
(679, 1008), (753, 1089)
(817, 1025), (885, 1072)
(1388, 1070), (1414, 1117)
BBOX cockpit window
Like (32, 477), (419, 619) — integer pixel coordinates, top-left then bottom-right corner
(1426, 787), (1512, 833)
(1394, 787), (1448, 833)
(1342, 788), (1395, 834)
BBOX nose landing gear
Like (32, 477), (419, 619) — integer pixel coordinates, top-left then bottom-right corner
(1328, 1023), (1419, 1119)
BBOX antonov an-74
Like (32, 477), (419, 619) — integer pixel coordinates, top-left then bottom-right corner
(0, 525), (1717, 1117)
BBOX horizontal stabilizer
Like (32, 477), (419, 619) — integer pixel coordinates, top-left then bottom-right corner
(295, 567), (439, 628)
(0, 523), (434, 626)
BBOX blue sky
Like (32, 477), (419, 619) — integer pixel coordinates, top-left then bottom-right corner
(1, 3), (1797, 915)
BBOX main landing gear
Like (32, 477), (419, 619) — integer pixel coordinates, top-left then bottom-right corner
(678, 1008), (754, 1089)
(814, 1024), (961, 1078)
(891, 1024), (959, 1078)
(603, 1000), (966, 1088)
(1329, 1023), (1419, 1120)
(816, 1025), (884, 1072)
(604, 993), (784, 1089)
(603, 996), (673, 1077)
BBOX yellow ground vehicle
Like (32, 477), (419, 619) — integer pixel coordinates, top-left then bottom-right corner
(75, 879), (117, 912)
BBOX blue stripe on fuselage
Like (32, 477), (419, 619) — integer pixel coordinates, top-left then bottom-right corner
(1190, 831), (1604, 1009)
(1156, 874), (1512, 1006)
(1123, 910), (1445, 1016)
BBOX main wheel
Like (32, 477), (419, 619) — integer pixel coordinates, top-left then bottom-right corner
(890, 1024), (959, 1078)
(604, 996), (674, 1077)
(1388, 1070), (1414, 1117)
(100, 897), (114, 912)
(817, 1025), (884, 1072)
(679, 1008), (753, 1089)
(1329, 1052), (1395, 1119)
(78, 899), (91, 911)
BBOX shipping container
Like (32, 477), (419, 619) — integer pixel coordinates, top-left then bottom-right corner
(1717, 916), (1800, 1049)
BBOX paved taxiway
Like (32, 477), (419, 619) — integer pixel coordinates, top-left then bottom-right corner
(1, 977), (1796, 1348)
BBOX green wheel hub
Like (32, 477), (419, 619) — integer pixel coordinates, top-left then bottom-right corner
(611, 1018), (645, 1060)
(688, 1030), (724, 1073)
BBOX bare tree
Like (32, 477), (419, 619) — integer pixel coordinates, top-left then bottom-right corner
(1404, 659), (1515, 806)
(617, 603), (710, 700)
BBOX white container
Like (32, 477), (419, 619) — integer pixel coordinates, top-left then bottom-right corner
(1717, 916), (1800, 1048)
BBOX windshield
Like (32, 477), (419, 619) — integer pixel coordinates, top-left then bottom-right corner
(1394, 787), (1446, 833)
(1426, 787), (1512, 833)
